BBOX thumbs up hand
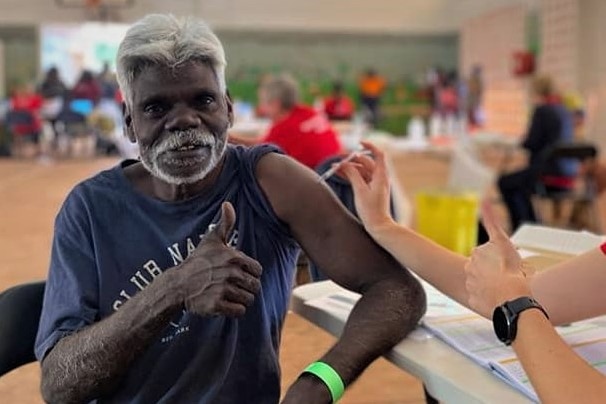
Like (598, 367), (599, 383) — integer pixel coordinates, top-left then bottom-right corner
(176, 202), (263, 318)
(464, 201), (534, 317)
(206, 200), (237, 245)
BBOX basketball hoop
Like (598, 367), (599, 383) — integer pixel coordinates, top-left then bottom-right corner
(54, 0), (135, 9)
(54, 0), (135, 21)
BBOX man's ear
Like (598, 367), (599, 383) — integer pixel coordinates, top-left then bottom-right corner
(225, 89), (234, 128)
(122, 102), (136, 143)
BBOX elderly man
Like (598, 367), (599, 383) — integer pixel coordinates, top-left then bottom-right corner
(35, 14), (425, 403)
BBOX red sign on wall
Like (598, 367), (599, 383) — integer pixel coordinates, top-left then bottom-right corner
(512, 51), (535, 76)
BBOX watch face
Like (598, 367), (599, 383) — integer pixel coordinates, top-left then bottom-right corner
(492, 306), (511, 343)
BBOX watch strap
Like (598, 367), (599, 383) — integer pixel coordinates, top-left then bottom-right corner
(496, 296), (549, 345)
(506, 296), (549, 321)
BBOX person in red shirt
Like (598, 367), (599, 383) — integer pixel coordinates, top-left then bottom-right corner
(7, 82), (44, 158)
(323, 81), (355, 121)
(230, 74), (342, 169)
(10, 83), (43, 129)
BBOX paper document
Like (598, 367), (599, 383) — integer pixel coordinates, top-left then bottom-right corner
(511, 224), (604, 256)
(420, 280), (475, 318)
(423, 310), (606, 401)
(304, 280), (473, 322)
(304, 280), (606, 402)
(305, 289), (361, 322)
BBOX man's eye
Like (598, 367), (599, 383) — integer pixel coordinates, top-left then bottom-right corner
(197, 96), (215, 106)
(144, 104), (165, 115)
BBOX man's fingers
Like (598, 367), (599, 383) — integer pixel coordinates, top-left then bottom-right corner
(215, 300), (247, 317)
(228, 254), (263, 278)
(231, 273), (262, 295)
(224, 263), (262, 294)
(223, 284), (256, 307)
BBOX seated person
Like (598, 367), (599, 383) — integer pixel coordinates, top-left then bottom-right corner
(71, 70), (102, 106)
(7, 83), (43, 158)
(323, 81), (355, 121)
(35, 14), (426, 404)
(230, 74), (343, 169)
(498, 75), (575, 230)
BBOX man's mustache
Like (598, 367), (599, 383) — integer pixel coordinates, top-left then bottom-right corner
(149, 130), (217, 155)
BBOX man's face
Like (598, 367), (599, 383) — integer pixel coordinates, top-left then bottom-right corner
(125, 61), (233, 185)
(257, 88), (281, 120)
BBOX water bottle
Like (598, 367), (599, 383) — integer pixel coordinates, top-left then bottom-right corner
(429, 113), (442, 139)
(407, 115), (426, 143)
(444, 114), (456, 137)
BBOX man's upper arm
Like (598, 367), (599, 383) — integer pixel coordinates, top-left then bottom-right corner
(255, 153), (412, 292)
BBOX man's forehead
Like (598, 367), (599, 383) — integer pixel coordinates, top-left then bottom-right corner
(132, 61), (221, 99)
(136, 61), (216, 81)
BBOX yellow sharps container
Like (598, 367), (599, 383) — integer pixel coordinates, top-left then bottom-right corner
(415, 190), (479, 256)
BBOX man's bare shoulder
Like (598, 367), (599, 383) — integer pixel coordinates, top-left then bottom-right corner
(253, 152), (338, 222)
(255, 152), (317, 182)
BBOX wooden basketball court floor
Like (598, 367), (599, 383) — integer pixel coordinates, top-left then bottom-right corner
(0, 157), (426, 403)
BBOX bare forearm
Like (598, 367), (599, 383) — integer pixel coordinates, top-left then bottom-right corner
(320, 276), (426, 385)
(531, 249), (606, 325)
(512, 310), (606, 403)
(368, 221), (469, 307)
(41, 271), (183, 403)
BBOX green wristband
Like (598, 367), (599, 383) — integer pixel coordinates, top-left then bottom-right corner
(302, 361), (345, 403)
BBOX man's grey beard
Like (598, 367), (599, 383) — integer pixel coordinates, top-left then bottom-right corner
(139, 129), (227, 185)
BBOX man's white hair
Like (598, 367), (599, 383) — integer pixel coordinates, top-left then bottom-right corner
(116, 14), (226, 109)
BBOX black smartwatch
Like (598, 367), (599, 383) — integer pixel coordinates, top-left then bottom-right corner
(492, 296), (549, 345)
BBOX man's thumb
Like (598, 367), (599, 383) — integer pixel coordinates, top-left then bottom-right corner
(210, 202), (236, 244)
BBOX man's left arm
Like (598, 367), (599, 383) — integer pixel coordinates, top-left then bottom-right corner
(256, 153), (426, 403)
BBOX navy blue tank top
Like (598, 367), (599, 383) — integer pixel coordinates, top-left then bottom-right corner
(36, 145), (300, 403)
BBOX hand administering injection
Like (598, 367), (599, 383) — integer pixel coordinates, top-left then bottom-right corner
(317, 149), (373, 183)
(334, 141), (396, 233)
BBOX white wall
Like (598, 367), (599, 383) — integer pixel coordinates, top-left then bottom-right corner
(577, 0), (606, 149)
(460, 4), (530, 136)
(538, 0), (606, 149)
(538, 0), (580, 93)
(0, 0), (537, 33)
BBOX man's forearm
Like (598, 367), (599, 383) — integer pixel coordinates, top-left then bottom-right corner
(319, 275), (426, 386)
(41, 270), (183, 403)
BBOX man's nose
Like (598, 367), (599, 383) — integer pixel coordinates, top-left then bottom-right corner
(165, 104), (201, 131)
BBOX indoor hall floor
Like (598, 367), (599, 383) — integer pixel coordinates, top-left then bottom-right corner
(0, 157), (425, 404)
